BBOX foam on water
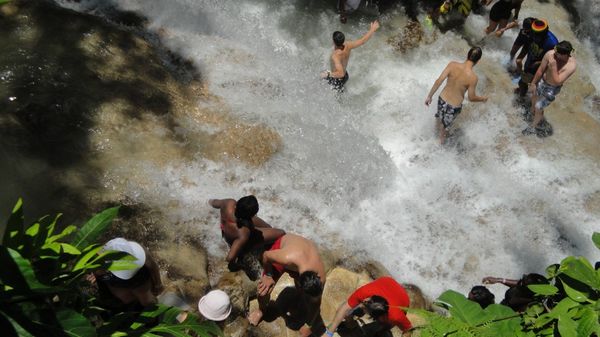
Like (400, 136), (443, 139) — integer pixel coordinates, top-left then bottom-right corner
(56, 0), (600, 299)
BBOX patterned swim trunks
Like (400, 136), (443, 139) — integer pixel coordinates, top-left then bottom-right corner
(435, 96), (462, 130)
(535, 79), (562, 110)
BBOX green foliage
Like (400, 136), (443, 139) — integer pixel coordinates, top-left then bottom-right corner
(413, 232), (600, 337)
(0, 199), (221, 337)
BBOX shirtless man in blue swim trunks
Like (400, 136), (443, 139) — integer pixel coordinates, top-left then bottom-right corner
(425, 47), (488, 144)
(524, 40), (577, 135)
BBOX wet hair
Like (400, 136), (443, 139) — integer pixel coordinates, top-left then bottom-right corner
(333, 31), (345, 47)
(364, 295), (389, 320)
(522, 17), (535, 31)
(555, 41), (573, 56)
(467, 47), (482, 64)
(520, 273), (548, 286)
(235, 195), (258, 228)
(468, 286), (495, 309)
(298, 271), (323, 297)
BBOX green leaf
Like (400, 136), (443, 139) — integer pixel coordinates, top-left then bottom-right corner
(25, 223), (40, 237)
(73, 246), (103, 271)
(0, 246), (30, 292)
(592, 232), (600, 250)
(546, 264), (560, 279)
(41, 242), (81, 255)
(528, 284), (559, 296)
(576, 308), (599, 337)
(6, 248), (48, 290)
(47, 224), (76, 244)
(436, 290), (488, 325)
(0, 0), (12, 5)
(548, 297), (579, 318)
(558, 315), (578, 337)
(72, 206), (119, 250)
(57, 309), (96, 337)
(3, 198), (24, 248)
(560, 256), (600, 289)
(561, 279), (590, 303)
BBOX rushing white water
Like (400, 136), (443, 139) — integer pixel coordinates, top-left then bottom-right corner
(56, 0), (600, 300)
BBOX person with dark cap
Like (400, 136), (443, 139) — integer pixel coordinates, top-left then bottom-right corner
(321, 20), (380, 92)
(208, 196), (285, 275)
(468, 285), (495, 309)
(322, 276), (412, 337)
(425, 47), (488, 145)
(516, 19), (558, 98)
(482, 273), (548, 312)
(524, 40), (576, 135)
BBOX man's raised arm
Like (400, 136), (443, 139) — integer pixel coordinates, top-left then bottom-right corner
(346, 20), (380, 49)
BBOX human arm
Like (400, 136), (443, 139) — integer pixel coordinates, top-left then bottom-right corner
(425, 64), (451, 106)
(144, 250), (164, 295)
(496, 20), (519, 37)
(482, 276), (519, 287)
(252, 215), (272, 228)
(257, 249), (287, 296)
(529, 53), (550, 92)
(346, 20), (380, 49)
(467, 77), (488, 102)
(321, 302), (354, 337)
(226, 227), (250, 262)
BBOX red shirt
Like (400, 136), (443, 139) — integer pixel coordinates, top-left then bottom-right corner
(347, 276), (412, 331)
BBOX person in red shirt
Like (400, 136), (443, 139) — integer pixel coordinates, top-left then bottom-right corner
(322, 276), (412, 337)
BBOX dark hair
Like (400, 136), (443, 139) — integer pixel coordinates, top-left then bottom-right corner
(468, 286), (495, 309)
(520, 273), (548, 286)
(235, 195), (258, 228)
(556, 40), (573, 56)
(467, 47), (482, 63)
(522, 17), (535, 31)
(364, 295), (388, 320)
(333, 31), (345, 47)
(298, 271), (323, 297)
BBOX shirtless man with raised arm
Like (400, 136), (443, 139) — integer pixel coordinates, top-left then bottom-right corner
(321, 20), (380, 92)
(248, 233), (326, 337)
(523, 40), (577, 135)
(208, 196), (285, 274)
(425, 47), (488, 144)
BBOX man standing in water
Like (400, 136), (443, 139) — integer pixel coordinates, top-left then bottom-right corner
(523, 41), (576, 135)
(321, 20), (380, 92)
(424, 47), (488, 144)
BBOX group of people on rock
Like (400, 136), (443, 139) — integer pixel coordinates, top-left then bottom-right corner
(210, 195), (413, 337)
(323, 0), (577, 143)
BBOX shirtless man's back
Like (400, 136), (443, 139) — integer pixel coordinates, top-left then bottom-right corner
(425, 47), (488, 144)
(321, 20), (380, 92)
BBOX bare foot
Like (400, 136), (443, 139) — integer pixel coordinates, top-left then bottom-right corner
(248, 309), (263, 326)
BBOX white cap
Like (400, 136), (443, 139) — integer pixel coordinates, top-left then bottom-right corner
(198, 290), (232, 321)
(103, 238), (146, 280)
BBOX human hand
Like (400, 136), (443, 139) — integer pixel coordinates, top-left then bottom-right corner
(482, 276), (499, 284)
(321, 70), (330, 79)
(481, 96), (489, 102)
(425, 97), (432, 106)
(371, 20), (380, 32)
(529, 83), (536, 94)
(495, 29), (504, 37)
(257, 275), (275, 296)
(515, 58), (523, 72)
(85, 273), (97, 284)
(207, 199), (215, 207)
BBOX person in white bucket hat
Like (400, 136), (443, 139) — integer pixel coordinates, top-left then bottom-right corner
(90, 238), (163, 307)
(198, 290), (232, 321)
